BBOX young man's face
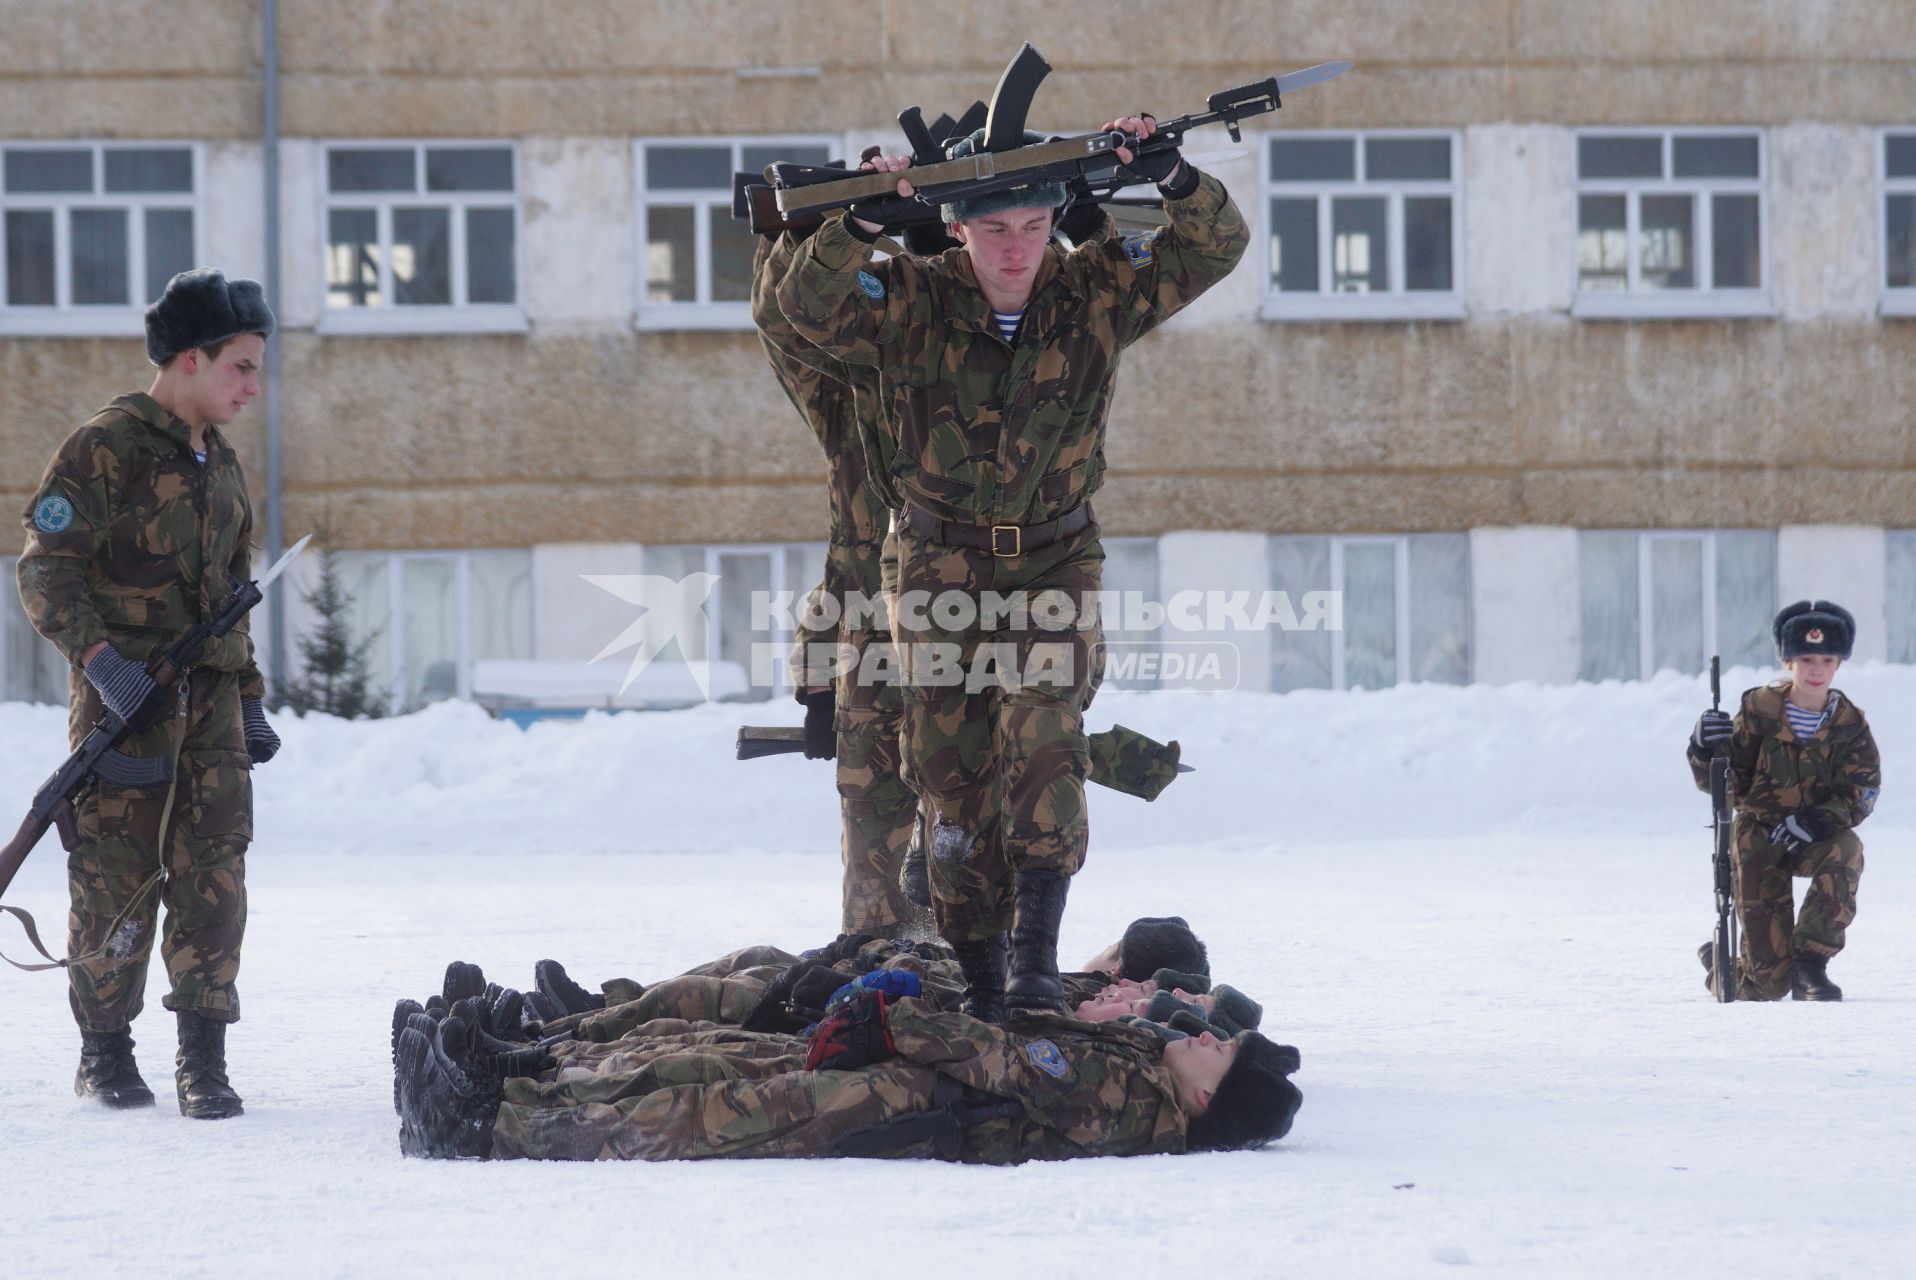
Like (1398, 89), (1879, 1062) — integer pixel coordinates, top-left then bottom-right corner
(184, 333), (265, 427)
(953, 206), (1055, 302)
(1788, 653), (1841, 693)
(1163, 1030), (1238, 1113)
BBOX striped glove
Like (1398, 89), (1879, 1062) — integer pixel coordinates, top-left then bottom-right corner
(242, 696), (280, 765)
(83, 646), (166, 731)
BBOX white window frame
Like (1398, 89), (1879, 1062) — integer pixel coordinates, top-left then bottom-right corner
(633, 135), (836, 331)
(317, 140), (527, 336)
(1571, 127), (1773, 320)
(1635, 531), (1719, 679)
(702, 542), (803, 698)
(1259, 130), (1466, 322)
(375, 550), (474, 712)
(1328, 536), (1414, 689)
(0, 140), (204, 337)
(1880, 129), (1916, 318)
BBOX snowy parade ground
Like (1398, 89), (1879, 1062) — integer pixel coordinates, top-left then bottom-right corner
(3, 670), (1913, 1279)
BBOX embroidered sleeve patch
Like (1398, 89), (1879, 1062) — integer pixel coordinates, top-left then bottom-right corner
(857, 270), (886, 300)
(1122, 230), (1159, 264)
(1025, 1038), (1070, 1079)
(1859, 786), (1880, 818)
(33, 494), (75, 534)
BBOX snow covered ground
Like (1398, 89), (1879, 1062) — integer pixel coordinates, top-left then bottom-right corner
(2, 667), (1912, 1279)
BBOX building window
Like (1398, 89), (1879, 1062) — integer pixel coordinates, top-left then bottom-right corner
(1573, 129), (1770, 318)
(1268, 534), (1470, 691)
(1578, 530), (1775, 682)
(1882, 131), (1916, 316)
(285, 549), (533, 713)
(319, 142), (524, 334)
(1261, 132), (1463, 321)
(635, 137), (833, 330)
(639, 542), (825, 700)
(1098, 537), (1161, 691)
(1888, 531), (1916, 664)
(0, 142), (200, 336)
(1, 560), (69, 703)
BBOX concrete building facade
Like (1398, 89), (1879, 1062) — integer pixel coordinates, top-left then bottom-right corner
(3, 2), (1913, 706)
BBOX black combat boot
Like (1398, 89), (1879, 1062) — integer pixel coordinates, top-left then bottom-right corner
(442, 960), (488, 1006)
(952, 932), (1010, 1023)
(75, 1028), (156, 1108)
(1792, 953), (1843, 1002)
(395, 1016), (500, 1160)
(1004, 869), (1070, 1012)
(175, 1010), (243, 1119)
(898, 825), (932, 911)
(535, 959), (605, 1016)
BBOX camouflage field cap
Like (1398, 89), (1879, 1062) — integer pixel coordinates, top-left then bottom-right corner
(941, 129), (1068, 224)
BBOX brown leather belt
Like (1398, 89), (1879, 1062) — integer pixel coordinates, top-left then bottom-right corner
(904, 502), (1093, 558)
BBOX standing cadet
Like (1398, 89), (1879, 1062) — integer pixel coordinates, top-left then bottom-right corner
(16, 268), (281, 1117)
(1689, 601), (1881, 1001)
(776, 118), (1249, 1010)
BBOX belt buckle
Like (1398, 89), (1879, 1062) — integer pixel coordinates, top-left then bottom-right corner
(990, 524), (1022, 557)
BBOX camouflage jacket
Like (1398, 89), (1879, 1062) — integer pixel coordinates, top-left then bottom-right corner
(1690, 681), (1882, 833)
(17, 393), (263, 696)
(774, 171), (1248, 526)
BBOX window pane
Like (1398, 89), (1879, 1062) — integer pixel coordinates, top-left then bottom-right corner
(401, 558), (460, 709)
(1331, 197), (1388, 293)
(1640, 194), (1695, 289)
(1649, 538), (1705, 676)
(4, 148), (92, 193)
(468, 550), (535, 663)
(717, 551), (774, 702)
(741, 144), (830, 175)
(645, 146), (732, 191)
(1887, 531), (1916, 665)
(1269, 536), (1331, 692)
(4, 210), (55, 305)
(1711, 193), (1760, 288)
(1578, 135), (1661, 179)
(1714, 530), (1775, 672)
(425, 147), (513, 192)
(328, 148), (415, 193)
(1889, 136), (1916, 179)
(1578, 195), (1628, 290)
(327, 207), (381, 308)
(1268, 198), (1318, 292)
(465, 207), (515, 304)
(1888, 194), (1915, 289)
(392, 206), (450, 306)
(1, 567), (69, 704)
(1408, 534), (1469, 684)
(1404, 196), (1452, 291)
(329, 554), (393, 705)
(1673, 135), (1759, 179)
(70, 208), (129, 305)
(645, 205), (696, 302)
(708, 206), (753, 303)
(1342, 542), (1398, 690)
(1270, 138), (1354, 182)
(1100, 539), (1160, 691)
(1579, 532), (1638, 682)
(104, 147), (193, 193)
(143, 208), (194, 304)
(1366, 137), (1449, 181)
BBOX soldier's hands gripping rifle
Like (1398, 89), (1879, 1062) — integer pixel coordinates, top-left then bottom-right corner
(0, 534), (311, 905)
(1706, 655), (1739, 1003)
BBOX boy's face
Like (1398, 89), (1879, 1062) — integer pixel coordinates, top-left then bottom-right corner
(181, 334), (265, 427)
(1787, 653), (1841, 692)
(1163, 1030), (1238, 1113)
(953, 206), (1054, 300)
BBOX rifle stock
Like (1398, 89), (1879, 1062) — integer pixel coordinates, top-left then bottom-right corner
(1708, 655), (1738, 1003)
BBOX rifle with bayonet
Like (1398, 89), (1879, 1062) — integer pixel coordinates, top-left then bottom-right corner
(1706, 655), (1739, 1002)
(0, 534), (311, 908)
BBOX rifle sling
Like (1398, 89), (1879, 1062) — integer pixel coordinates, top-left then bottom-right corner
(831, 1076), (1024, 1158)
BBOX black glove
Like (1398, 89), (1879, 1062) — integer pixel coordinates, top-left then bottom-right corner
(804, 989), (896, 1071)
(1769, 811), (1837, 854)
(242, 696), (280, 764)
(1691, 709), (1733, 753)
(803, 689), (836, 760)
(84, 646), (168, 731)
(1117, 120), (1183, 187)
(790, 960), (860, 1019)
(1056, 194), (1108, 248)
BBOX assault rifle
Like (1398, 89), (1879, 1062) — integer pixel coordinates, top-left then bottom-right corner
(0, 535), (310, 906)
(762, 44), (1350, 224)
(1707, 655), (1739, 1003)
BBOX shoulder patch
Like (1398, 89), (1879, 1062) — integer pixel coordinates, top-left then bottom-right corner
(856, 270), (886, 300)
(33, 495), (74, 534)
(1123, 230), (1160, 264)
(1025, 1038), (1071, 1079)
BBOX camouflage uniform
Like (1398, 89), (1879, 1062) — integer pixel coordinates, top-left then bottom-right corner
(491, 1000), (1186, 1163)
(1690, 681), (1881, 1000)
(775, 172), (1248, 940)
(754, 235), (917, 937)
(16, 392), (262, 1029)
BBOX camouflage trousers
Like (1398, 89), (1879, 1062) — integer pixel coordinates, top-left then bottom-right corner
(1728, 820), (1864, 1000)
(893, 520), (1101, 942)
(834, 629), (918, 936)
(64, 667), (252, 1030)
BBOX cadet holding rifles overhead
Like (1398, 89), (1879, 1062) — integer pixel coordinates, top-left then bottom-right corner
(1689, 601), (1882, 1002)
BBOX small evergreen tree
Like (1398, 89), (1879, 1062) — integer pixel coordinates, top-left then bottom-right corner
(278, 544), (386, 719)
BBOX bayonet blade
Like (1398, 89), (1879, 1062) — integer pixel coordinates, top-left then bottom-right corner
(256, 533), (312, 590)
(1275, 60), (1353, 96)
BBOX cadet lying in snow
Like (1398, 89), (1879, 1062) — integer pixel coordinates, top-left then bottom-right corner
(391, 963), (1300, 1163)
